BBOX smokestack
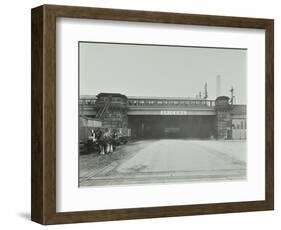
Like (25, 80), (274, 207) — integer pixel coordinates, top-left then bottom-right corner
(204, 82), (208, 99)
(216, 75), (221, 98)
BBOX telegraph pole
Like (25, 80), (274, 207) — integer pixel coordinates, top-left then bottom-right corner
(230, 86), (235, 104)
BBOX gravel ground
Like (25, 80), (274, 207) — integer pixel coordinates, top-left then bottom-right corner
(79, 140), (154, 178)
(79, 139), (247, 186)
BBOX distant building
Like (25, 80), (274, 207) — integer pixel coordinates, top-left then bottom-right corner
(215, 96), (246, 139)
(231, 104), (247, 140)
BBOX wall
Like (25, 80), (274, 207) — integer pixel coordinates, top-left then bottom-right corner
(0, 0), (279, 229)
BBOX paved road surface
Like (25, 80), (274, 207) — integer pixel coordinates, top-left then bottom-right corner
(80, 139), (246, 186)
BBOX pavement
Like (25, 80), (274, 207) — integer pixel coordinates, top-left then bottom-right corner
(79, 139), (246, 186)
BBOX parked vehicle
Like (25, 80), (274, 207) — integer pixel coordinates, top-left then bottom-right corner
(114, 133), (130, 145)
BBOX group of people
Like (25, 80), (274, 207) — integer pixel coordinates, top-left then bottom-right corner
(88, 128), (118, 155)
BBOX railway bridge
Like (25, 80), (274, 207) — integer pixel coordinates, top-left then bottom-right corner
(79, 93), (246, 139)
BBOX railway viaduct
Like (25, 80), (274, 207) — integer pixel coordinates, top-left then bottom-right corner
(80, 93), (246, 139)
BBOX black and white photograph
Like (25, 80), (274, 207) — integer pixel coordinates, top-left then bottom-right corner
(28, 3), (274, 225)
(78, 42), (247, 187)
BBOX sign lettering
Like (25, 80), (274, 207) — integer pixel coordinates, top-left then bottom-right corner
(160, 111), (188, 115)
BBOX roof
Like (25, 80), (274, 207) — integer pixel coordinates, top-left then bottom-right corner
(128, 96), (201, 100)
(96, 93), (127, 99)
(80, 95), (97, 99)
(216, 96), (230, 101)
(81, 94), (203, 101)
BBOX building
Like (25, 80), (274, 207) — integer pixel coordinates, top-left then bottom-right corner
(79, 93), (247, 140)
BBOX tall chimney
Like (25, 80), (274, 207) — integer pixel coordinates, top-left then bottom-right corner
(204, 82), (208, 99)
(216, 75), (221, 98)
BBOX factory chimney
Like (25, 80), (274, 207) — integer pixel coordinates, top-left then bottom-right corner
(203, 82), (208, 99)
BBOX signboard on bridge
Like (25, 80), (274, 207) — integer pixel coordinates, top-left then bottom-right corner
(160, 110), (189, 115)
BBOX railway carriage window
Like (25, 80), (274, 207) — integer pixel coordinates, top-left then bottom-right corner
(241, 121), (244, 129)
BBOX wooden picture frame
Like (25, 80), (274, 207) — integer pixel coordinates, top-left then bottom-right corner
(31, 4), (274, 225)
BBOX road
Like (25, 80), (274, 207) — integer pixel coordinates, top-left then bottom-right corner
(79, 139), (246, 186)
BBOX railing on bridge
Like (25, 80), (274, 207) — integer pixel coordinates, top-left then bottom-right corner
(79, 98), (97, 105)
(79, 97), (216, 108)
(127, 98), (215, 107)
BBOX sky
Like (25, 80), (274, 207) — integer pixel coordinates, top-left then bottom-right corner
(79, 42), (247, 104)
